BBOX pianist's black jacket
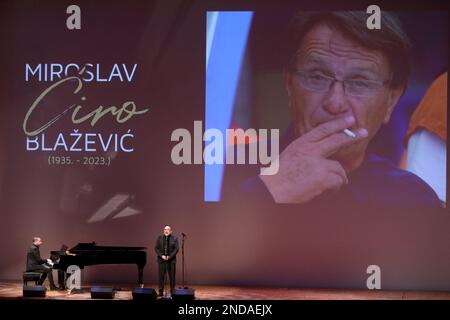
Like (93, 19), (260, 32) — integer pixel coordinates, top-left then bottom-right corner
(26, 244), (46, 271)
(154, 235), (179, 262)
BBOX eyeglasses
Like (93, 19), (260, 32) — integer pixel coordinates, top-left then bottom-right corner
(290, 70), (390, 97)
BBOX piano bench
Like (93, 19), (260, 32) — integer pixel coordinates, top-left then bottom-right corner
(23, 272), (44, 286)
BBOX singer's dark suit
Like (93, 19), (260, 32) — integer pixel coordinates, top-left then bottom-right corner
(154, 235), (179, 294)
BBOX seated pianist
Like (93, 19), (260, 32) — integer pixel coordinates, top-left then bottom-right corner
(26, 237), (57, 290)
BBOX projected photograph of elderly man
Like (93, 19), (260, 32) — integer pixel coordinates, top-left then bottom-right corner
(216, 11), (445, 208)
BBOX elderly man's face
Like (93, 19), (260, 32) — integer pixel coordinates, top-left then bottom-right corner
(286, 24), (402, 170)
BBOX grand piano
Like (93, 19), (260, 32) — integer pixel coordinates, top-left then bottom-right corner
(51, 242), (147, 287)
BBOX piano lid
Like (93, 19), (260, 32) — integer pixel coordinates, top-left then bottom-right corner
(69, 242), (147, 252)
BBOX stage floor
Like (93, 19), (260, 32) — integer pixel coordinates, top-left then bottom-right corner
(1, 281), (449, 300)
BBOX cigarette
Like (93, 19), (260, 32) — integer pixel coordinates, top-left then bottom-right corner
(343, 128), (357, 139)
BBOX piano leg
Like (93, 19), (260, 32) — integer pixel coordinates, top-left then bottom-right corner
(58, 270), (66, 289)
(138, 266), (144, 287)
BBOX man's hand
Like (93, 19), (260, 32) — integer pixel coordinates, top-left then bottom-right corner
(162, 255), (169, 260)
(259, 116), (368, 204)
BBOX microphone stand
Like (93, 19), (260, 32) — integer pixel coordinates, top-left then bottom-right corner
(173, 233), (195, 299)
(181, 233), (186, 288)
